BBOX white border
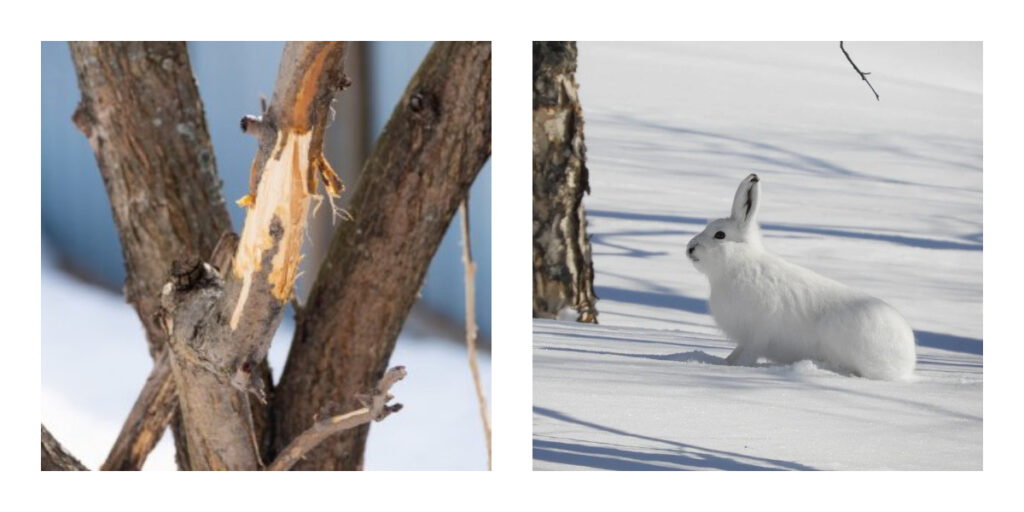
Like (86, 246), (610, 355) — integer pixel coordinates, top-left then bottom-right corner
(4, 0), (1019, 510)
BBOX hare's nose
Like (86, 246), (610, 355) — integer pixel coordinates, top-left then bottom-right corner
(687, 246), (696, 255)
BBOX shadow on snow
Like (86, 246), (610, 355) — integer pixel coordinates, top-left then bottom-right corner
(533, 406), (816, 470)
(588, 210), (982, 252)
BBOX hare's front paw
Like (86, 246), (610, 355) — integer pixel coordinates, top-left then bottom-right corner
(726, 346), (744, 366)
(726, 345), (760, 366)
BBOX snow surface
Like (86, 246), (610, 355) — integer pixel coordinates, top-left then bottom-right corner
(41, 243), (491, 471)
(533, 42), (981, 470)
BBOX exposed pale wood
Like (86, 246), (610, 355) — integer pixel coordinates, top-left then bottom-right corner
(299, 42), (369, 303)
(532, 41), (599, 323)
(159, 42), (349, 470)
(271, 41), (492, 470)
(42, 425), (88, 471)
(69, 41), (234, 469)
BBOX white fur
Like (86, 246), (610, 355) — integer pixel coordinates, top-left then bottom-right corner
(686, 174), (916, 380)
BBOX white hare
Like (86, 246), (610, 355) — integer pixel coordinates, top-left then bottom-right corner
(686, 174), (916, 380)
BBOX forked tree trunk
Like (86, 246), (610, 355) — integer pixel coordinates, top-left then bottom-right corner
(56, 41), (491, 471)
(532, 41), (598, 323)
(271, 41), (492, 470)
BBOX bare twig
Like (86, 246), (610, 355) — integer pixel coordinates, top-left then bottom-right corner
(460, 199), (492, 469)
(840, 41), (880, 101)
(267, 366), (407, 471)
(42, 425), (88, 471)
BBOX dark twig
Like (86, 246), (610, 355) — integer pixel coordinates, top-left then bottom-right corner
(840, 41), (880, 101)
(267, 366), (407, 471)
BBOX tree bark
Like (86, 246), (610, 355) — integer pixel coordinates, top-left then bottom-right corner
(69, 41), (234, 469)
(42, 425), (88, 471)
(533, 42), (599, 323)
(271, 41), (492, 470)
(155, 42), (350, 470)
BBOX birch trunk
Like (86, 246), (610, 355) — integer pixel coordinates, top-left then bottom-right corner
(533, 41), (599, 323)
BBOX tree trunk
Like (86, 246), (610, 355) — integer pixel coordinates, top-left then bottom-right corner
(60, 40), (487, 471)
(155, 42), (350, 470)
(271, 41), (492, 470)
(69, 41), (235, 469)
(532, 41), (599, 323)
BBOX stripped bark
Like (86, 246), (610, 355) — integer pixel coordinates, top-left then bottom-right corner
(42, 425), (88, 471)
(157, 42), (349, 470)
(69, 41), (234, 469)
(271, 41), (492, 470)
(533, 41), (599, 323)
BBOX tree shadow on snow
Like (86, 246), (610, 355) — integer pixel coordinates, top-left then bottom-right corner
(533, 406), (816, 471)
(595, 286), (708, 315)
(599, 113), (979, 193)
(540, 345), (728, 365)
(588, 210), (981, 252)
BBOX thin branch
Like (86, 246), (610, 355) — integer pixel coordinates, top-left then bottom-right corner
(268, 366), (407, 471)
(100, 353), (176, 470)
(840, 41), (880, 101)
(42, 425), (88, 471)
(460, 199), (491, 469)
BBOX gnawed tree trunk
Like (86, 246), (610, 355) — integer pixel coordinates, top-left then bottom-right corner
(271, 41), (492, 470)
(155, 42), (349, 470)
(42, 425), (88, 471)
(69, 41), (235, 470)
(533, 41), (598, 323)
(59, 40), (488, 471)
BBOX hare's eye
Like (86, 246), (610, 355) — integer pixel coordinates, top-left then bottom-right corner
(714, 231), (726, 239)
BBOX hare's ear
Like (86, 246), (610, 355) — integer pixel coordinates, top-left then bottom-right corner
(730, 173), (761, 228)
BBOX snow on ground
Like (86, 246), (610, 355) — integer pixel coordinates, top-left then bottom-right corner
(534, 42), (981, 470)
(41, 244), (491, 470)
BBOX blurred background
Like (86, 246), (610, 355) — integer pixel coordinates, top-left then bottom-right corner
(41, 42), (491, 470)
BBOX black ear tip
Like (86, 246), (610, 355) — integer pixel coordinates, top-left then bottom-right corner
(749, 173), (759, 183)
